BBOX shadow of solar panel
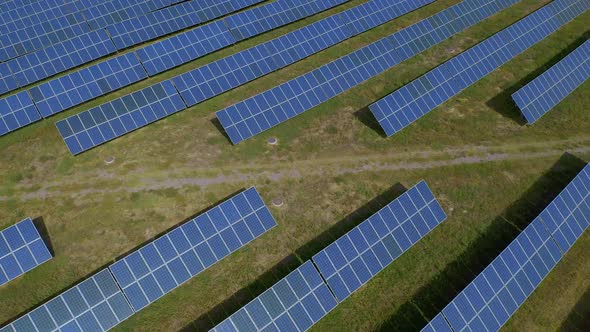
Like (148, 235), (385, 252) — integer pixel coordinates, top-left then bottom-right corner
(512, 40), (590, 123)
(537, 164), (590, 252)
(338, 0), (433, 36)
(7, 30), (116, 90)
(109, 187), (277, 312)
(3, 269), (134, 332)
(225, 0), (349, 41)
(217, 0), (517, 144)
(212, 261), (338, 332)
(107, 0), (263, 50)
(313, 181), (447, 302)
(0, 218), (52, 286)
(29, 53), (148, 118)
(423, 163), (590, 332)
(0, 63), (18, 96)
(0, 91), (42, 136)
(0, 0), (77, 35)
(136, 20), (236, 76)
(0, 12), (91, 62)
(370, 0), (589, 137)
(55, 81), (186, 155)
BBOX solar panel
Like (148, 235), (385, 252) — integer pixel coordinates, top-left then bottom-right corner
(2, 269), (135, 332)
(216, 0), (519, 144)
(106, 0), (263, 50)
(109, 187), (277, 311)
(512, 39), (590, 123)
(312, 181), (447, 301)
(422, 163), (590, 332)
(421, 313), (452, 332)
(0, 218), (52, 286)
(537, 163), (590, 252)
(29, 53), (148, 118)
(136, 20), (236, 76)
(0, 12), (91, 62)
(55, 81), (186, 155)
(369, 0), (589, 137)
(211, 261), (338, 332)
(0, 63), (18, 96)
(7, 30), (117, 89)
(82, 0), (156, 29)
(0, 0), (78, 35)
(0, 91), (42, 136)
(224, 0), (349, 41)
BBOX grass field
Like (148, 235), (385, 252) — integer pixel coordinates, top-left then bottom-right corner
(1, 0), (589, 331)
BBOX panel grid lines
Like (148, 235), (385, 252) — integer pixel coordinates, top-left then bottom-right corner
(109, 187), (277, 312)
(0, 91), (42, 136)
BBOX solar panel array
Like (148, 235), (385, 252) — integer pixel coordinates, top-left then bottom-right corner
(7, 30), (117, 88)
(29, 53), (148, 118)
(106, 0), (264, 50)
(422, 163), (590, 332)
(53, 0), (428, 154)
(0, 218), (52, 286)
(2, 269), (135, 332)
(216, 0), (520, 144)
(0, 12), (91, 62)
(211, 261), (339, 332)
(0, 63), (18, 95)
(369, 0), (590, 137)
(83, 0), (155, 30)
(109, 187), (277, 311)
(512, 39), (590, 124)
(0, 0), (77, 35)
(312, 181), (447, 301)
(0, 91), (42, 136)
(55, 81), (186, 155)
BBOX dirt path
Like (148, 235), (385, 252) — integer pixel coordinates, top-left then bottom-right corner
(4, 138), (590, 201)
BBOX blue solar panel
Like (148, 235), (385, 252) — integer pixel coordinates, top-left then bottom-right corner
(211, 261), (338, 332)
(338, 0), (433, 36)
(0, 0), (78, 35)
(2, 269), (135, 332)
(82, 0), (156, 29)
(422, 163), (590, 332)
(312, 181), (447, 301)
(0, 12), (91, 62)
(7, 30), (117, 89)
(216, 0), (517, 144)
(0, 91), (42, 136)
(106, 0), (263, 50)
(0, 63), (18, 96)
(369, 0), (589, 137)
(512, 39), (590, 123)
(29, 53), (148, 118)
(421, 313), (452, 332)
(537, 163), (590, 252)
(55, 81), (186, 155)
(109, 187), (277, 311)
(136, 20), (236, 76)
(225, 0), (349, 41)
(0, 218), (52, 286)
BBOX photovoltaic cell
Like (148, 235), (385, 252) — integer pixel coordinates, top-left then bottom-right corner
(109, 187), (277, 311)
(421, 313), (452, 332)
(0, 218), (52, 286)
(29, 53), (148, 118)
(0, 12), (91, 62)
(369, 0), (589, 137)
(2, 269), (134, 332)
(216, 0), (518, 144)
(211, 261), (338, 332)
(82, 0), (156, 29)
(7, 30), (117, 89)
(422, 163), (590, 332)
(0, 91), (42, 136)
(312, 181), (447, 301)
(224, 0), (349, 41)
(0, 63), (18, 95)
(0, 0), (78, 35)
(55, 81), (186, 155)
(512, 39), (590, 123)
(136, 20), (236, 76)
(106, 0), (264, 50)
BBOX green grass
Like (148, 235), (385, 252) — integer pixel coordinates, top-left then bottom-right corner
(1, 0), (589, 331)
